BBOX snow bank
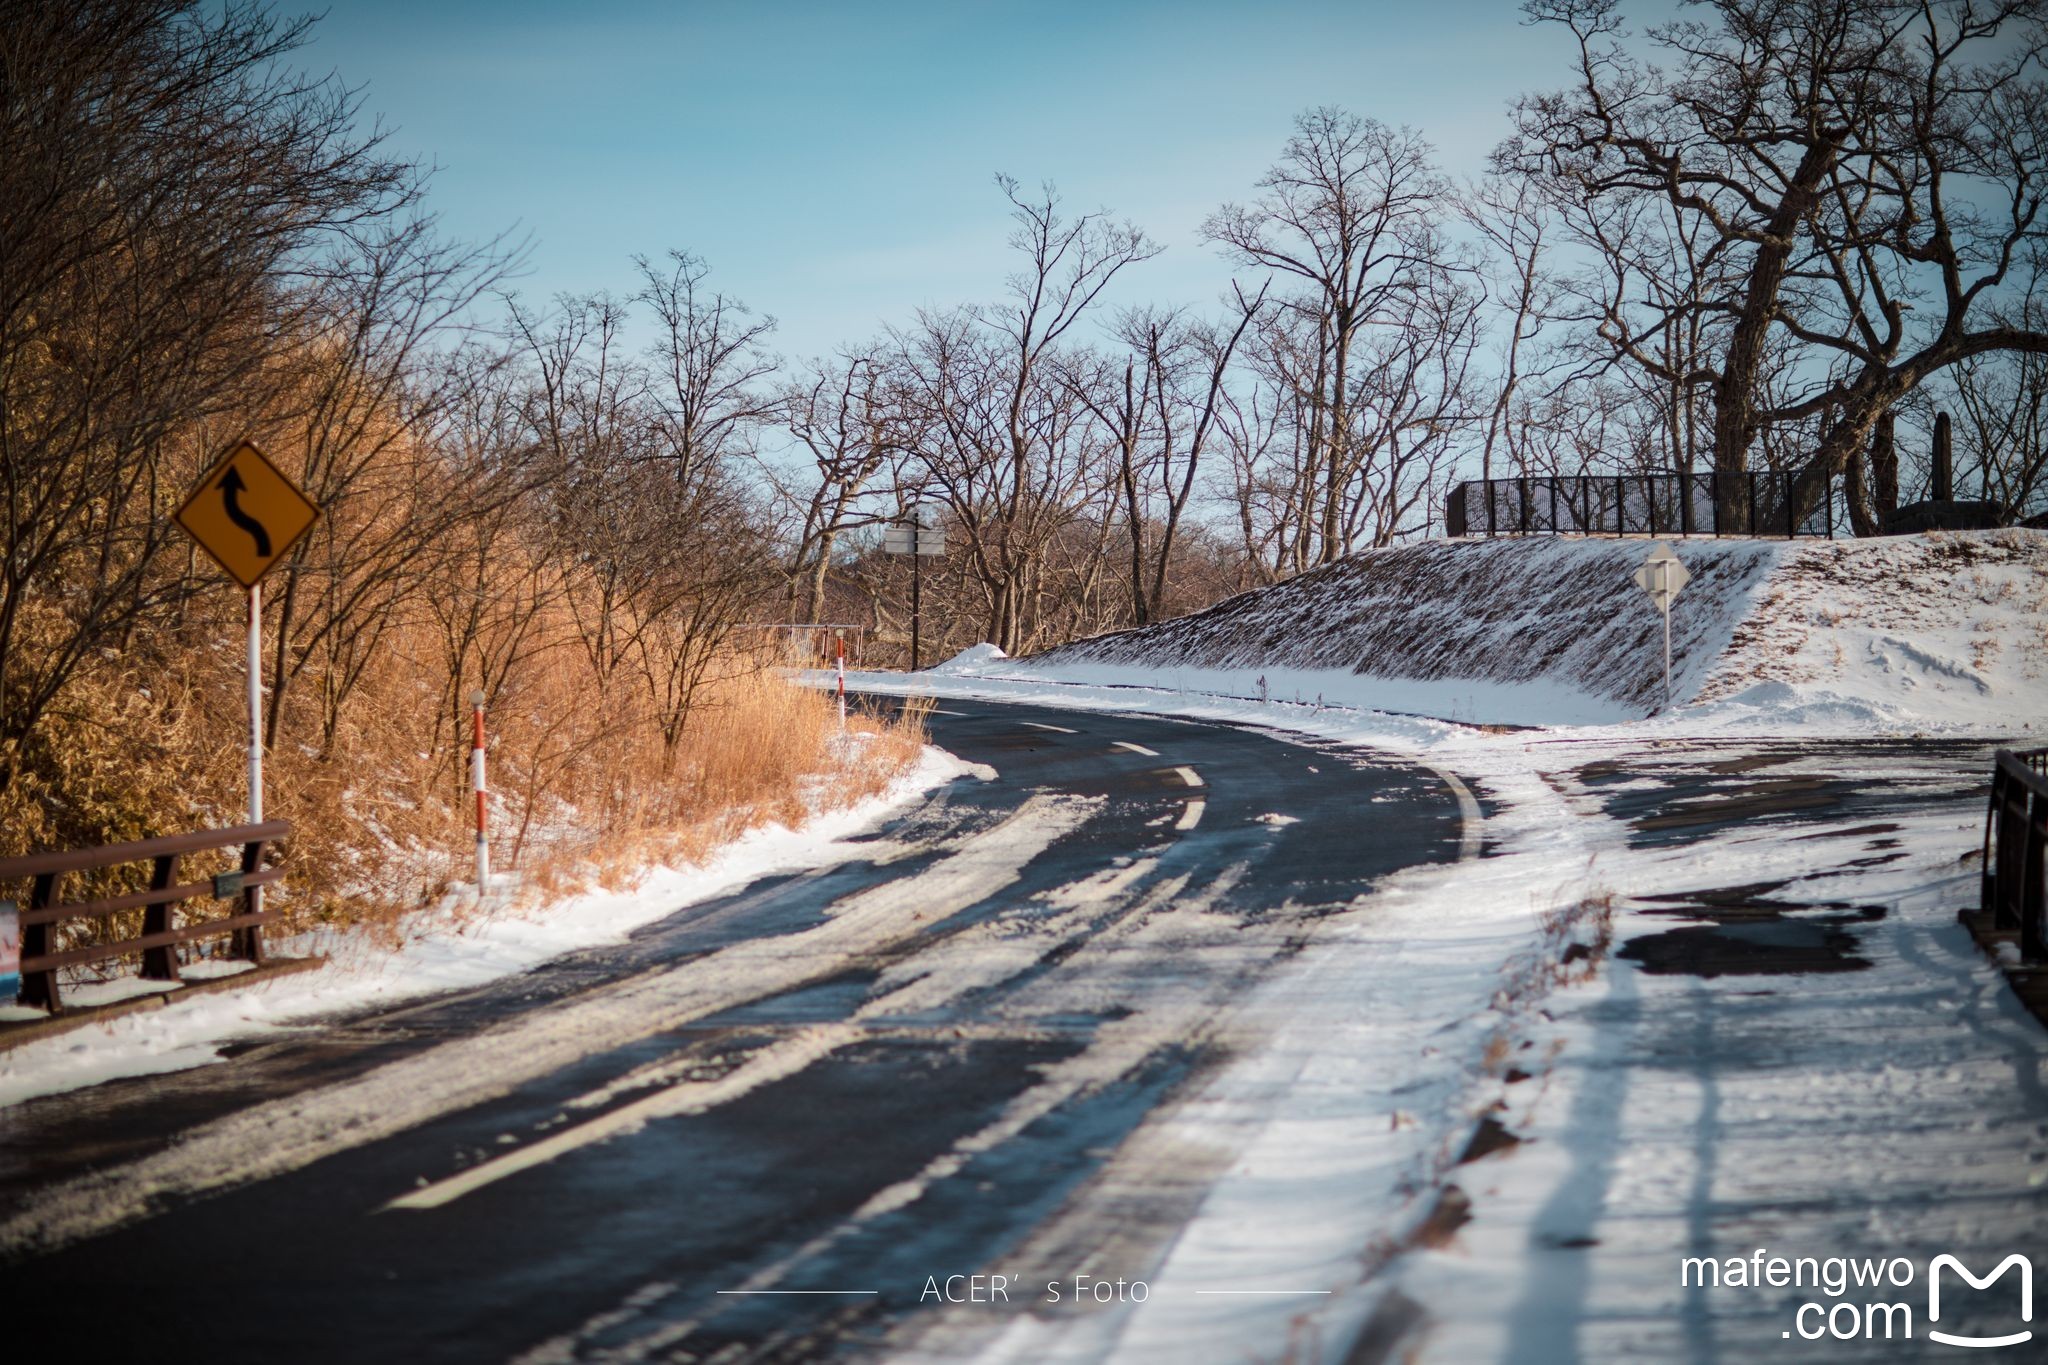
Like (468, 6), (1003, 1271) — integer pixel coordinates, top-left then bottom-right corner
(926, 642), (1008, 675)
(1693, 529), (2048, 731)
(953, 531), (2047, 732)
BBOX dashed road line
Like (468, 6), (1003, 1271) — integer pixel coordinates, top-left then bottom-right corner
(1175, 799), (1205, 831)
(1174, 766), (1204, 788)
(1113, 741), (1160, 756)
(1021, 721), (1077, 734)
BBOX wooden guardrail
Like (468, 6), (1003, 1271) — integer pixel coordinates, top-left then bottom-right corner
(0, 821), (289, 1013)
(1982, 748), (2047, 963)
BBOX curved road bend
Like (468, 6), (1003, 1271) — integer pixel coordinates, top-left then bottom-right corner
(0, 696), (1469, 1363)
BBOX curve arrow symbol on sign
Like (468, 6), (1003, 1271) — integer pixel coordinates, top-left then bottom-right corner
(216, 466), (271, 557)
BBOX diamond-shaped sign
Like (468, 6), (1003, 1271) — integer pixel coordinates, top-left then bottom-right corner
(174, 441), (320, 589)
(1633, 542), (1690, 612)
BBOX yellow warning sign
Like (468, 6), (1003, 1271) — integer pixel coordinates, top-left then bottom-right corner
(173, 441), (320, 589)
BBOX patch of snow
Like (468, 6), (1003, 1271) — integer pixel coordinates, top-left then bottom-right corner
(926, 642), (1008, 675)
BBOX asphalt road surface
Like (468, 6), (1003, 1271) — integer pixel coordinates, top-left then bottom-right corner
(0, 696), (1471, 1364)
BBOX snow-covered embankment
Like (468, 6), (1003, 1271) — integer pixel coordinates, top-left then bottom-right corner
(973, 530), (2048, 731)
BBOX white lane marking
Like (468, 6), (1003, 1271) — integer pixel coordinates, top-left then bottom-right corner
(927, 708), (970, 717)
(1174, 766), (1204, 788)
(1020, 720), (1077, 734)
(1428, 766), (1484, 862)
(1113, 740), (1159, 757)
(1175, 799), (1205, 831)
(7, 798), (1098, 1257)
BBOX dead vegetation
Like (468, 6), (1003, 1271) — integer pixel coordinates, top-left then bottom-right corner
(0, 2), (924, 965)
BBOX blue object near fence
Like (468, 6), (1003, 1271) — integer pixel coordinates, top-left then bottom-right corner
(1, 898), (18, 1004)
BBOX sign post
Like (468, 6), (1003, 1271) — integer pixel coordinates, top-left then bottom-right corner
(1632, 542), (1691, 711)
(174, 441), (321, 916)
(470, 690), (491, 893)
(883, 510), (945, 671)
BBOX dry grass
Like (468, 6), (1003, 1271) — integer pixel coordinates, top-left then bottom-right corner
(1, 584), (927, 971)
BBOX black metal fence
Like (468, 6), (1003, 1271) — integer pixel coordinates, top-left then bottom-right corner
(1445, 472), (1834, 539)
(1983, 748), (2048, 964)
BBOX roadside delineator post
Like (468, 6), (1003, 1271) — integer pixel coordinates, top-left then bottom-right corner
(470, 689), (490, 893)
(836, 634), (847, 734)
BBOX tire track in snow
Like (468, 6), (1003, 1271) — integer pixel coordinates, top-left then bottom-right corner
(510, 864), (1270, 1365)
(0, 796), (1099, 1260)
(387, 855), (1165, 1211)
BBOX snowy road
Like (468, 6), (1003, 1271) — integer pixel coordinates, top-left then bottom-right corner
(0, 697), (1469, 1363)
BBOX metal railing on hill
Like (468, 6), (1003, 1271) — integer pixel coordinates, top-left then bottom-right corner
(1983, 748), (2048, 964)
(1445, 472), (1835, 539)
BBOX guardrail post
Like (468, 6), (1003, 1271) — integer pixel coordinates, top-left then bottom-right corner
(20, 872), (60, 1011)
(2025, 796), (2047, 963)
(232, 836), (265, 965)
(140, 853), (181, 981)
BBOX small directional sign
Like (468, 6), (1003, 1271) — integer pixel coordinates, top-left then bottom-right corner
(174, 441), (319, 588)
(1633, 541), (1690, 612)
(884, 524), (945, 557)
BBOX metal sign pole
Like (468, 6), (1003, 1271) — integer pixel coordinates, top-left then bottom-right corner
(911, 519), (923, 673)
(1661, 577), (1673, 712)
(246, 584), (264, 918)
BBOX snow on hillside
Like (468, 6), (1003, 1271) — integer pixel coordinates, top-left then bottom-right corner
(973, 530), (2048, 732)
(1695, 530), (2048, 730)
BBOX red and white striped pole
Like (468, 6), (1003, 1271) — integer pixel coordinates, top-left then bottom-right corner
(469, 689), (490, 892)
(835, 633), (847, 734)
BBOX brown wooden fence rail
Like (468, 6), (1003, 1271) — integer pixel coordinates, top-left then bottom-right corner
(1982, 748), (2048, 963)
(0, 820), (289, 1013)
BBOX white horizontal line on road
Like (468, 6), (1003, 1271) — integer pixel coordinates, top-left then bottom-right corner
(716, 1290), (878, 1295)
(1174, 766), (1204, 788)
(1113, 741), (1160, 756)
(927, 708), (970, 716)
(1193, 1290), (1333, 1295)
(1020, 721), (1077, 733)
(1175, 799), (1205, 830)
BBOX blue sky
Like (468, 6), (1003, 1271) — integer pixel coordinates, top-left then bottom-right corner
(309, 0), (1585, 360)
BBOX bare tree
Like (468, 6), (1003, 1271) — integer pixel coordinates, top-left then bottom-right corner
(635, 250), (780, 488)
(1205, 108), (1475, 567)
(0, 0), (413, 784)
(774, 349), (908, 622)
(1507, 0), (2048, 524)
(1069, 286), (1267, 625)
(893, 179), (1157, 653)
